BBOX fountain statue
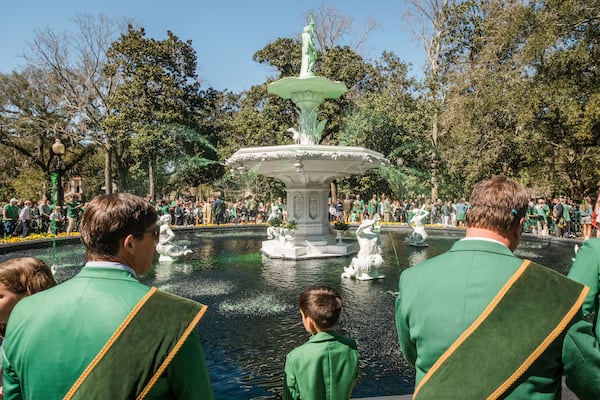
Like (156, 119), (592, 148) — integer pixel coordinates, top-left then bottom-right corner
(226, 19), (389, 259)
(300, 16), (317, 79)
(405, 207), (429, 247)
(342, 215), (385, 280)
(156, 214), (193, 263)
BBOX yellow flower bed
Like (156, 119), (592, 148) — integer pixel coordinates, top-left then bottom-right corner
(0, 232), (80, 244)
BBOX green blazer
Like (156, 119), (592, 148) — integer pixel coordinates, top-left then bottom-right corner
(396, 239), (600, 400)
(3, 265), (213, 400)
(284, 331), (359, 400)
(568, 238), (600, 339)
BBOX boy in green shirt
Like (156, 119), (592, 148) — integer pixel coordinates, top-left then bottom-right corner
(284, 286), (359, 400)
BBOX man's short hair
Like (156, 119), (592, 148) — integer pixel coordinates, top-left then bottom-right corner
(80, 193), (157, 258)
(299, 285), (342, 330)
(466, 175), (529, 236)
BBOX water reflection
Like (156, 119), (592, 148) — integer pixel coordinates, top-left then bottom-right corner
(0, 230), (580, 399)
(260, 257), (298, 289)
(407, 248), (428, 267)
(218, 292), (293, 316)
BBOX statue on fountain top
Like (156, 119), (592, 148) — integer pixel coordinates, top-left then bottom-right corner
(267, 17), (347, 148)
(156, 214), (193, 263)
(342, 214), (385, 280)
(300, 16), (317, 78)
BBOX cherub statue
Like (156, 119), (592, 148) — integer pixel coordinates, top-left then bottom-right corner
(156, 214), (193, 262)
(405, 206), (429, 247)
(342, 215), (385, 280)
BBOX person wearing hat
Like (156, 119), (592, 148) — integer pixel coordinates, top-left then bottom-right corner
(2, 198), (19, 236)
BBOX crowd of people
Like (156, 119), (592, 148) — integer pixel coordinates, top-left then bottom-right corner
(0, 177), (600, 398)
(326, 192), (600, 240)
(5, 187), (599, 243)
(149, 193), (283, 227)
(0, 194), (84, 237)
(0, 192), (287, 238)
(324, 191), (598, 244)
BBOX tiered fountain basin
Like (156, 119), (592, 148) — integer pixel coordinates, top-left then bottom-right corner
(227, 144), (389, 259)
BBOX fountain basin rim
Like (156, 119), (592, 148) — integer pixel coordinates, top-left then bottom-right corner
(267, 76), (347, 100)
(226, 145), (389, 180)
(226, 144), (389, 165)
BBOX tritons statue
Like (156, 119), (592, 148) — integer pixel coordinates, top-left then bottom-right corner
(342, 215), (385, 280)
(405, 207), (429, 247)
(156, 214), (193, 263)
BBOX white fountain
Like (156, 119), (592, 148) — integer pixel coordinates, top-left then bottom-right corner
(226, 18), (388, 259)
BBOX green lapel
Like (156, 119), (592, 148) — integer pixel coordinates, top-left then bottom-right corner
(64, 287), (207, 400)
(414, 260), (588, 400)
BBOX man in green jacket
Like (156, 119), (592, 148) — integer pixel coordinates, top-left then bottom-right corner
(3, 193), (214, 399)
(568, 238), (600, 341)
(396, 175), (600, 399)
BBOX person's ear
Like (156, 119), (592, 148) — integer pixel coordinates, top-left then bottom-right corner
(122, 234), (137, 253)
(508, 217), (524, 251)
(305, 315), (318, 335)
(518, 217), (525, 228)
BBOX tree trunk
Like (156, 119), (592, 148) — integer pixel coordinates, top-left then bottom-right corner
(148, 160), (155, 200)
(104, 142), (113, 194)
(431, 163), (439, 201)
(430, 112), (440, 201)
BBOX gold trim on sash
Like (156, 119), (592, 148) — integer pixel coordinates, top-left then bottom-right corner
(490, 284), (588, 398)
(136, 303), (208, 399)
(414, 260), (589, 399)
(64, 287), (158, 400)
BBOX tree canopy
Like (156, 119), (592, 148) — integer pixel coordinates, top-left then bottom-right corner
(1, 2), (598, 204)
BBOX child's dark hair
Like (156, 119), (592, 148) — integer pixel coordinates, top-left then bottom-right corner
(299, 285), (343, 330)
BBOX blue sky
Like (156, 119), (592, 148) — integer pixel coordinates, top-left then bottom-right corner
(0, 0), (426, 92)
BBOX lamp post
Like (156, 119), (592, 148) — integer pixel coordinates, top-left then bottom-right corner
(52, 138), (65, 207)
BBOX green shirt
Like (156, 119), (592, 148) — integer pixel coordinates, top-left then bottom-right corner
(284, 331), (358, 400)
(367, 199), (379, 215)
(66, 201), (81, 218)
(352, 200), (364, 214)
(2, 204), (18, 221)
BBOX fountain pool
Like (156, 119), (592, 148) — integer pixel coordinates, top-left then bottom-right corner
(0, 229), (578, 399)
